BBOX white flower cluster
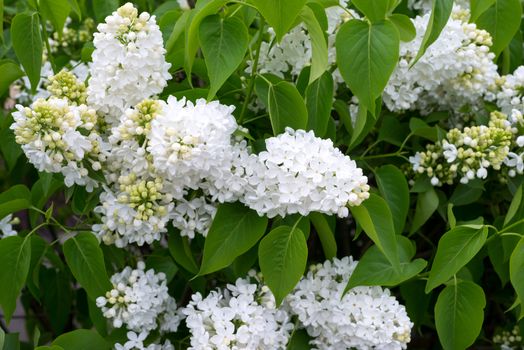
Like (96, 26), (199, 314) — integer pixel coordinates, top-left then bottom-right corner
(172, 196), (217, 239)
(87, 3), (171, 123)
(286, 257), (413, 350)
(496, 66), (524, 116)
(409, 111), (524, 185)
(148, 97), (241, 197)
(241, 128), (369, 218)
(0, 214), (18, 238)
(115, 331), (174, 350)
(11, 92), (107, 191)
(93, 96), (244, 245)
(96, 262), (180, 334)
(183, 272), (294, 350)
(384, 7), (499, 114)
(93, 175), (174, 247)
(252, 0), (354, 84)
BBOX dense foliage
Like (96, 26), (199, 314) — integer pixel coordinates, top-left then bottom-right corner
(1, 0), (524, 349)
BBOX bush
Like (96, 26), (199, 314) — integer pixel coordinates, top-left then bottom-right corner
(0, 0), (523, 349)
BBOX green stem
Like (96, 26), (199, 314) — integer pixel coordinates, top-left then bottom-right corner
(354, 151), (406, 161)
(500, 217), (524, 234)
(238, 17), (265, 124)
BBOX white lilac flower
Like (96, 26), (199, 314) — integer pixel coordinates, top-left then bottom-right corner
(183, 273), (293, 350)
(172, 196), (217, 239)
(11, 97), (106, 191)
(87, 3), (171, 124)
(383, 7), (499, 114)
(286, 257), (413, 350)
(0, 215), (18, 238)
(241, 128), (369, 218)
(505, 152), (524, 176)
(409, 111), (515, 185)
(496, 66), (524, 116)
(107, 99), (164, 182)
(115, 331), (175, 350)
(148, 97), (239, 196)
(96, 262), (180, 333)
(202, 140), (259, 204)
(93, 174), (174, 247)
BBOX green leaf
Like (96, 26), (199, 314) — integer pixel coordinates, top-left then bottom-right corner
(352, 0), (394, 22)
(336, 19), (399, 115)
(27, 236), (48, 298)
(348, 103), (379, 150)
(470, 0), (495, 22)
(2, 333), (19, 350)
(346, 236), (427, 289)
(41, 268), (72, 334)
(0, 0), (3, 42)
(376, 165), (409, 234)
(504, 185), (523, 227)
(11, 12), (43, 93)
(249, 0), (307, 41)
(36, 346), (64, 350)
(268, 81), (308, 135)
(63, 232), (112, 300)
(67, 0), (81, 19)
(53, 330), (110, 350)
(409, 117), (438, 141)
(168, 231), (199, 274)
(510, 237), (524, 318)
(476, 0), (522, 57)
(0, 61), (24, 96)
(39, 0), (71, 36)
(185, 0), (229, 78)
(259, 225), (308, 305)
(305, 71), (333, 137)
(350, 193), (400, 269)
(199, 203), (268, 275)
(410, 187), (439, 235)
(426, 225), (488, 292)
(0, 327), (4, 350)
(449, 181), (484, 206)
(388, 13), (416, 42)
(87, 298), (107, 336)
(199, 15), (249, 99)
(300, 5), (329, 83)
(309, 212), (336, 259)
(412, 0), (453, 65)
(0, 236), (31, 324)
(145, 253), (178, 283)
(435, 280), (486, 350)
(92, 0), (118, 22)
(287, 329), (313, 350)
(0, 185), (31, 220)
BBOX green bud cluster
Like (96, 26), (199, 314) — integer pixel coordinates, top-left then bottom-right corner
(411, 111), (515, 186)
(47, 70), (87, 105)
(50, 18), (95, 54)
(118, 99), (162, 142)
(493, 325), (522, 349)
(117, 173), (169, 222)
